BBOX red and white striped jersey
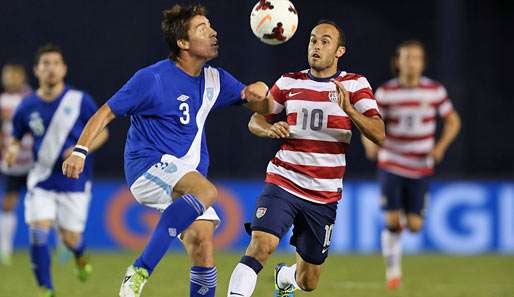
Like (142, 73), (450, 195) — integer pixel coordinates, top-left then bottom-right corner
(0, 87), (34, 176)
(265, 70), (380, 204)
(375, 77), (454, 179)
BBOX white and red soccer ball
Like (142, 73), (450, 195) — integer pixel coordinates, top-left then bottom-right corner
(250, 0), (299, 45)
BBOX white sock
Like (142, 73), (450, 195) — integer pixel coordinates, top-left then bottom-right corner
(381, 229), (402, 280)
(277, 264), (300, 290)
(0, 211), (17, 257)
(227, 263), (258, 297)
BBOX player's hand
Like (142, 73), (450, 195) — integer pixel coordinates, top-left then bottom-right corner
(267, 121), (289, 138)
(241, 81), (269, 102)
(3, 145), (19, 167)
(62, 146), (74, 159)
(331, 79), (355, 114)
(62, 155), (85, 179)
(428, 145), (446, 164)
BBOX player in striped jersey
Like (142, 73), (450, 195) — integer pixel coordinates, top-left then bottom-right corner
(227, 21), (385, 297)
(362, 40), (461, 289)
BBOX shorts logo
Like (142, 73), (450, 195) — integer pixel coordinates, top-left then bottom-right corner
(328, 90), (338, 103)
(255, 207), (267, 219)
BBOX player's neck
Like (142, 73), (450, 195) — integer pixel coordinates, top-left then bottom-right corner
(175, 56), (205, 77)
(310, 66), (338, 79)
(398, 74), (421, 88)
(37, 82), (65, 101)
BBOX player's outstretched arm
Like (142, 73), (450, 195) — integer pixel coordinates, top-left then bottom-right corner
(332, 79), (385, 146)
(242, 81), (274, 115)
(429, 111), (461, 163)
(248, 113), (289, 138)
(62, 103), (116, 179)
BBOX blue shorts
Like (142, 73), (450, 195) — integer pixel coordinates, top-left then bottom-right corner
(378, 169), (429, 216)
(251, 183), (338, 265)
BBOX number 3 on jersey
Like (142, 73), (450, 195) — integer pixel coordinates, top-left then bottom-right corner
(179, 102), (190, 125)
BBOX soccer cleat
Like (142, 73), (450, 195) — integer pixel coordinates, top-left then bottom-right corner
(387, 277), (401, 290)
(75, 254), (93, 282)
(39, 287), (56, 297)
(274, 263), (296, 297)
(119, 265), (149, 297)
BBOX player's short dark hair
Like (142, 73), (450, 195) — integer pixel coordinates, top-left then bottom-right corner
(391, 40), (426, 76)
(161, 4), (208, 61)
(316, 20), (346, 48)
(34, 43), (65, 65)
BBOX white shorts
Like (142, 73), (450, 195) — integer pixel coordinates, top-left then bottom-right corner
(130, 154), (220, 225)
(24, 183), (92, 232)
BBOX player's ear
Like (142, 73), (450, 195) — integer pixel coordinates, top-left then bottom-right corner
(177, 39), (190, 50)
(335, 46), (346, 59)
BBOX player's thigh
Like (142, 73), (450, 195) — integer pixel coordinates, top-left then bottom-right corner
(24, 187), (57, 227)
(404, 176), (429, 229)
(290, 199), (337, 266)
(55, 187), (92, 233)
(250, 184), (297, 238)
(378, 170), (404, 214)
(295, 253), (322, 291)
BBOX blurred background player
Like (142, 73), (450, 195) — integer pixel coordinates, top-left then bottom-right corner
(62, 4), (270, 297)
(227, 21), (384, 297)
(361, 40), (461, 289)
(3, 44), (109, 297)
(0, 63), (33, 265)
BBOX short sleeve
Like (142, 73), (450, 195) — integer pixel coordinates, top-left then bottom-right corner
(212, 68), (246, 110)
(349, 76), (380, 118)
(436, 86), (454, 118)
(106, 69), (157, 117)
(268, 76), (288, 115)
(11, 101), (28, 140)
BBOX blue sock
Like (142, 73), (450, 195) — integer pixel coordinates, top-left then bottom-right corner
(133, 194), (205, 274)
(29, 228), (53, 290)
(190, 266), (216, 297)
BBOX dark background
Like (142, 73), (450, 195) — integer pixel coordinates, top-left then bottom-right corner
(2, 0), (513, 179)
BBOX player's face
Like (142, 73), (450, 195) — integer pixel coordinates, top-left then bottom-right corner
(308, 24), (345, 72)
(185, 15), (219, 61)
(396, 45), (425, 77)
(1, 67), (26, 92)
(34, 52), (67, 87)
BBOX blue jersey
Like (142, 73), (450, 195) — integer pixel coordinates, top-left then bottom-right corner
(12, 86), (98, 192)
(107, 59), (246, 187)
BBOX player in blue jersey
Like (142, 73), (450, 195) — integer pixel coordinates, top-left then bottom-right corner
(62, 4), (271, 297)
(3, 44), (109, 297)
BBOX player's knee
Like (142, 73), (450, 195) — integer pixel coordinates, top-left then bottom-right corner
(247, 232), (278, 263)
(407, 218), (423, 233)
(60, 229), (81, 248)
(2, 193), (18, 211)
(190, 181), (218, 208)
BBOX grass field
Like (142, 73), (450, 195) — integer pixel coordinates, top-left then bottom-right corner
(1, 252), (513, 297)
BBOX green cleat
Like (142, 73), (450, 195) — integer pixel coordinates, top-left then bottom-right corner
(119, 265), (149, 297)
(274, 263), (296, 297)
(75, 255), (93, 282)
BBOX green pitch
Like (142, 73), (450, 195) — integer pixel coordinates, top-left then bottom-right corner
(1, 252), (513, 297)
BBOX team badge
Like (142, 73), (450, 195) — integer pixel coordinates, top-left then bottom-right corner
(255, 207), (267, 218)
(206, 87), (214, 101)
(328, 90), (338, 103)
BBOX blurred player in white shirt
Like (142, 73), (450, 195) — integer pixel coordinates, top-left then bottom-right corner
(362, 40), (461, 289)
(0, 63), (33, 265)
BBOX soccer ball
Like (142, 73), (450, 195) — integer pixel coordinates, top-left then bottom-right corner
(250, 0), (299, 45)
